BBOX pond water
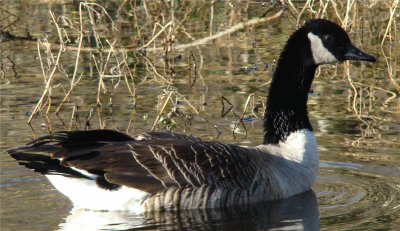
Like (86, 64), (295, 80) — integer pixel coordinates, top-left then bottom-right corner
(1, 1), (399, 230)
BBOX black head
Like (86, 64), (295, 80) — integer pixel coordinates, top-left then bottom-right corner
(302, 19), (376, 65)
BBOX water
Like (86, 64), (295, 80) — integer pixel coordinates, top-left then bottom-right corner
(1, 1), (399, 230)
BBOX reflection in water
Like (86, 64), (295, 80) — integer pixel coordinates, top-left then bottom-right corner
(58, 191), (319, 231)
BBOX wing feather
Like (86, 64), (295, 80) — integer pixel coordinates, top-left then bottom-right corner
(9, 129), (260, 195)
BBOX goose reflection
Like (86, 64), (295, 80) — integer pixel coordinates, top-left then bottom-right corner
(57, 190), (319, 231)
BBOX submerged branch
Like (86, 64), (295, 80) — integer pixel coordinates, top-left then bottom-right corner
(145, 9), (284, 51)
(14, 9), (284, 54)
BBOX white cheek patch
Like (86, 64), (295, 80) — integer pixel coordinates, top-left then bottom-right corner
(307, 32), (338, 64)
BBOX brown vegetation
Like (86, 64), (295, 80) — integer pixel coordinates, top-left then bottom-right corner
(0, 0), (398, 143)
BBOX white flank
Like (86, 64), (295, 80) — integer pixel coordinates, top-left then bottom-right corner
(45, 175), (148, 212)
(307, 32), (338, 64)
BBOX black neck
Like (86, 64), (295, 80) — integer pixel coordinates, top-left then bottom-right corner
(263, 30), (317, 145)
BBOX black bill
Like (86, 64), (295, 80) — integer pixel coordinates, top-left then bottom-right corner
(343, 43), (376, 62)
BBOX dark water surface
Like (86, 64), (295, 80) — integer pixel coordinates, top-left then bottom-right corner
(1, 1), (399, 230)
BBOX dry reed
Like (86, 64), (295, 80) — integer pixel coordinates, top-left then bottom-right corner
(1, 0), (397, 141)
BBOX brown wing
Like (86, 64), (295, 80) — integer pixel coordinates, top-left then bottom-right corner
(129, 139), (257, 189)
(9, 129), (258, 194)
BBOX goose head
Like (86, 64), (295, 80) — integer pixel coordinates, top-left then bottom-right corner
(264, 19), (376, 145)
(304, 19), (376, 65)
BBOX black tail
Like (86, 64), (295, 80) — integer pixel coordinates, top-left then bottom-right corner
(26, 129), (135, 146)
(9, 152), (91, 178)
(7, 129), (136, 178)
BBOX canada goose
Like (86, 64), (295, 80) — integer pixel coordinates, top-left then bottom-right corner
(8, 19), (376, 212)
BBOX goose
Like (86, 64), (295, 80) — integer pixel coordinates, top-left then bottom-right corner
(8, 19), (376, 212)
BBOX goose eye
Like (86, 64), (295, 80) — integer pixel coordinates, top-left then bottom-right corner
(323, 35), (334, 42)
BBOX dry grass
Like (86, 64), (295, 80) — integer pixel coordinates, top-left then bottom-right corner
(0, 0), (398, 141)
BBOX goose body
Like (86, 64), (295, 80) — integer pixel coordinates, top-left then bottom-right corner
(8, 19), (376, 212)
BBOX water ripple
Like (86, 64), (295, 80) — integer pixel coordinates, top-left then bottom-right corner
(315, 162), (400, 229)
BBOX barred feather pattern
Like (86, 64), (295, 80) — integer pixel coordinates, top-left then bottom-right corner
(139, 144), (316, 211)
(130, 141), (258, 189)
(128, 133), (317, 210)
